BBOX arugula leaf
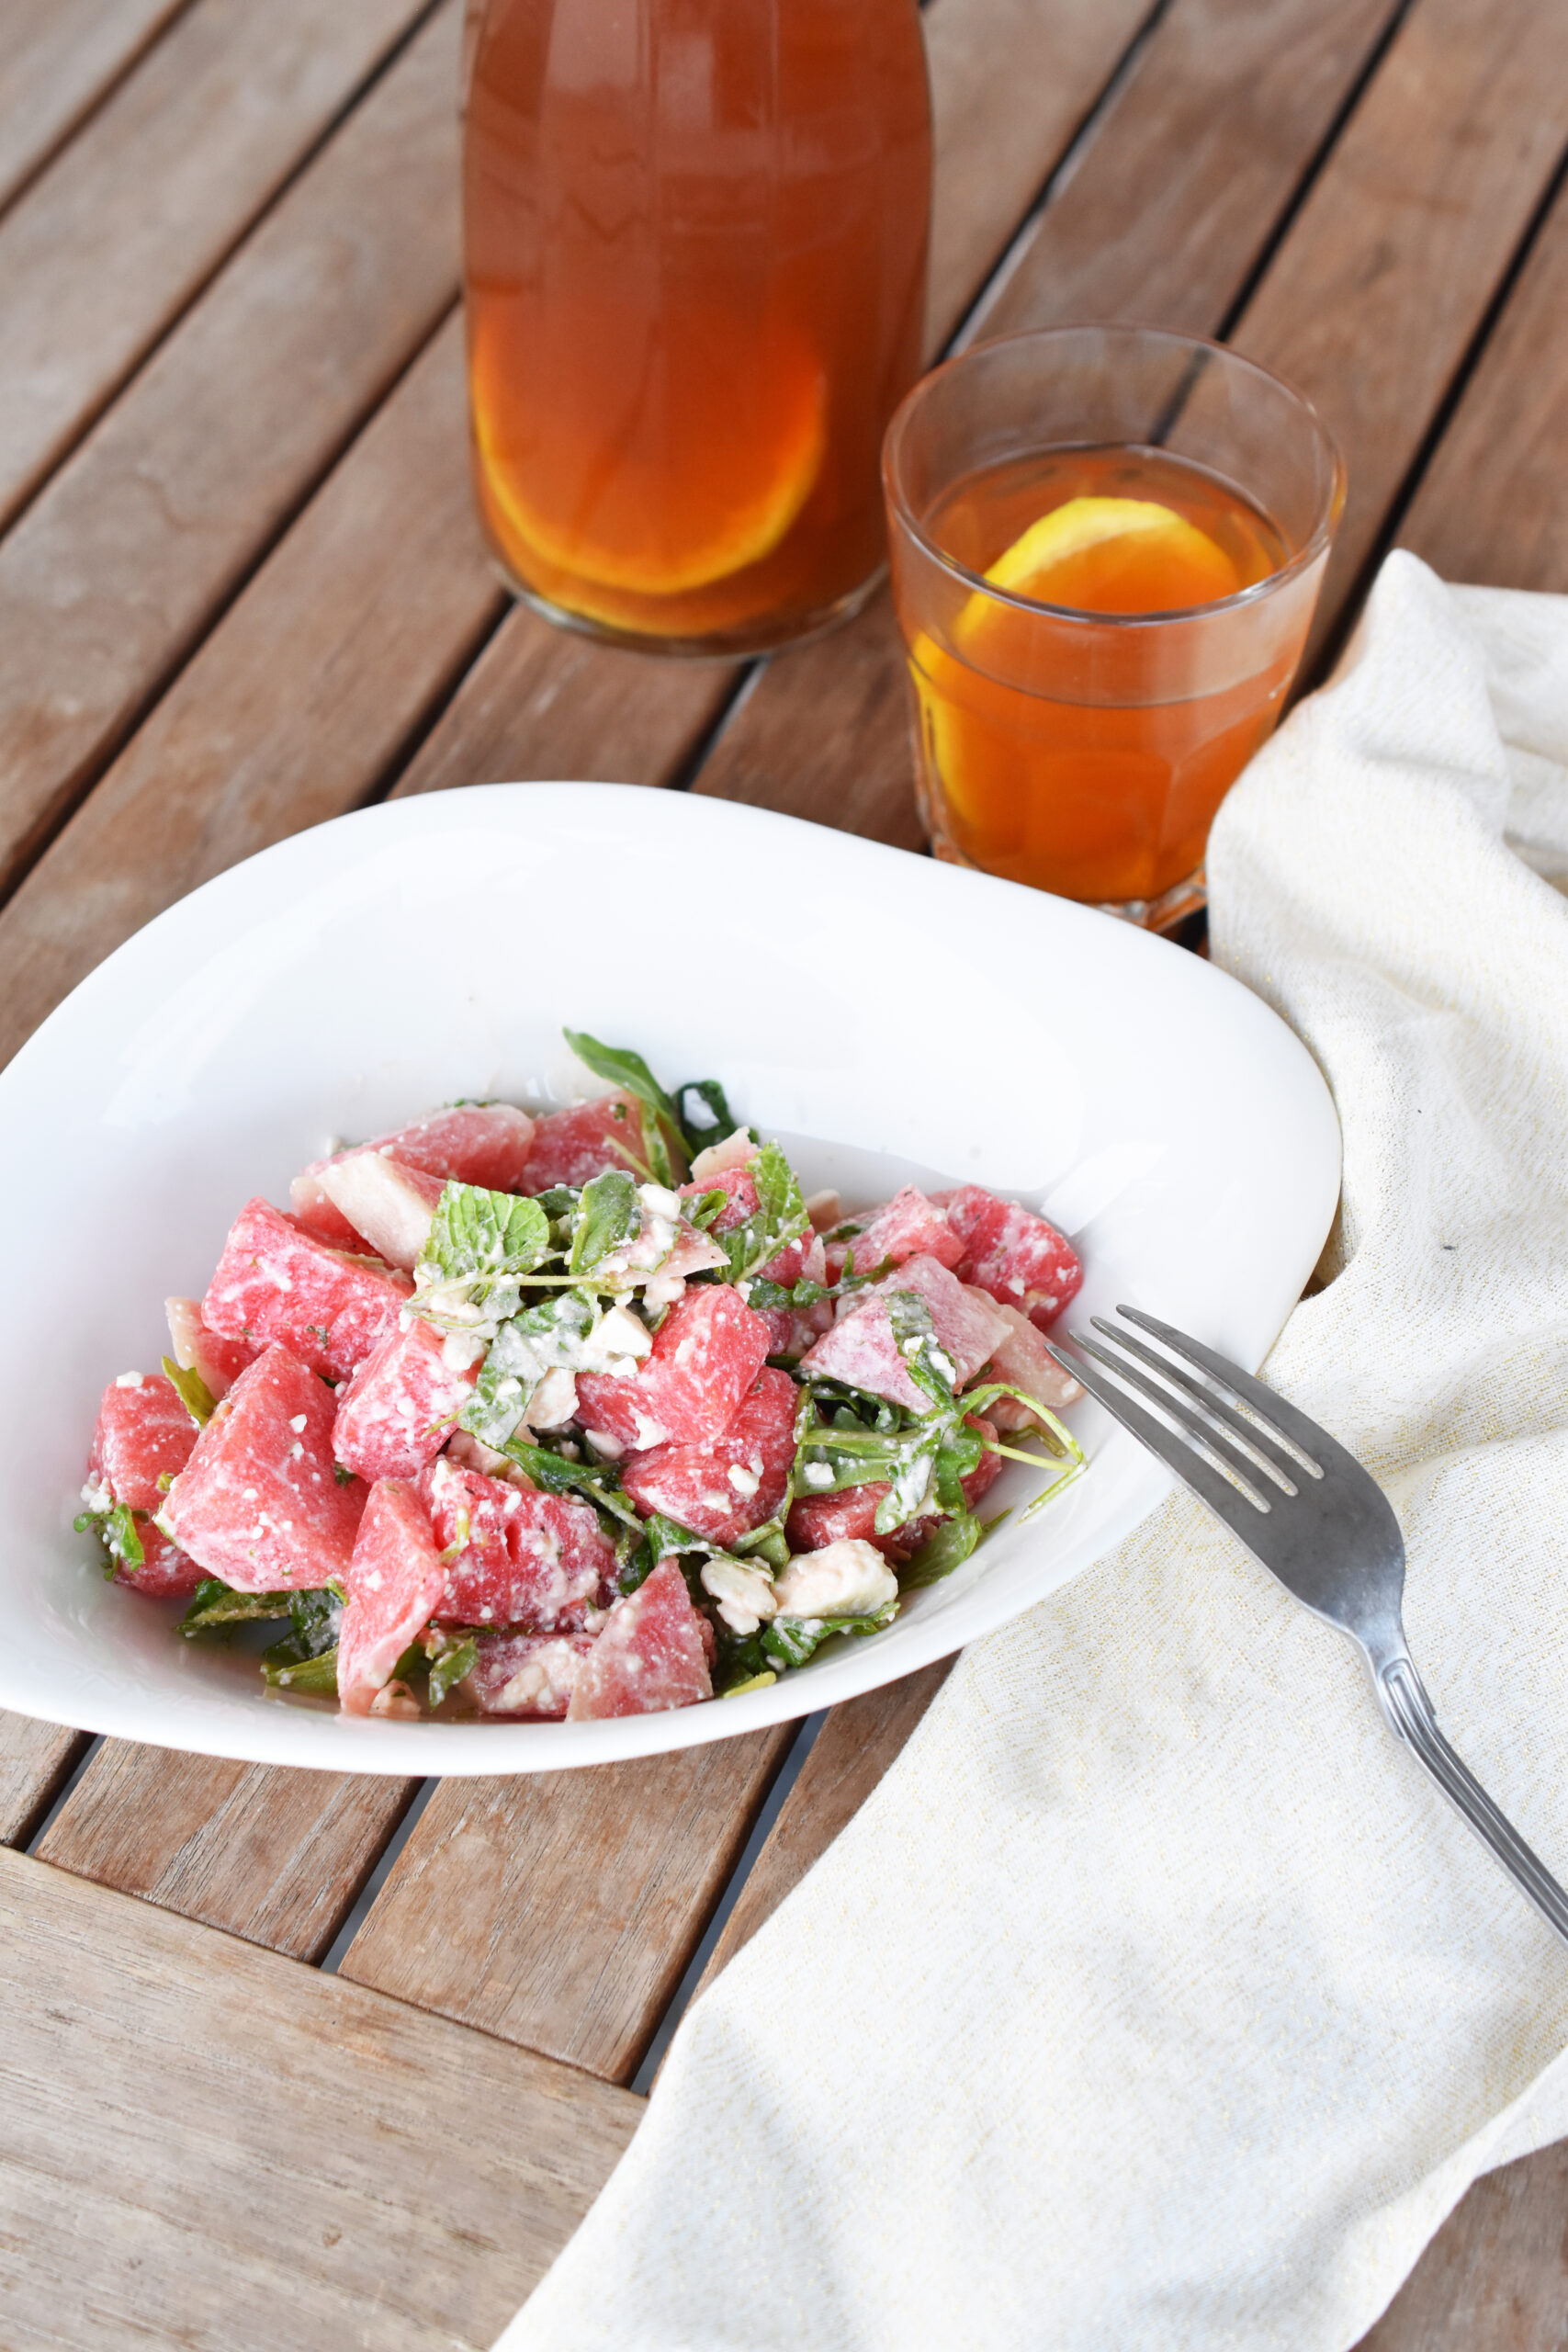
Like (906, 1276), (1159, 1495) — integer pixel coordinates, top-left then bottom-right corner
(561, 1028), (682, 1185)
(673, 1078), (751, 1155)
(264, 1646), (339, 1695)
(706, 1139), (809, 1287)
(618, 1510), (717, 1596)
(569, 1169), (640, 1274)
(427, 1632), (478, 1708)
(899, 1510), (988, 1589)
(179, 1578), (295, 1635)
(762, 1600), (898, 1670)
(423, 1182), (551, 1296)
(883, 1289), (958, 1409)
(161, 1355), (218, 1427)
(499, 1433), (642, 1528)
(75, 1498), (146, 1572)
(719, 1669), (778, 1699)
(262, 1585), (344, 1667)
(732, 1518), (790, 1573)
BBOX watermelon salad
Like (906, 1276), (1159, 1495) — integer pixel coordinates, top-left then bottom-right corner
(76, 1031), (1088, 1723)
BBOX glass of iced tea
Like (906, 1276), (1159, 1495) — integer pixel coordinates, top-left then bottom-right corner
(883, 326), (1345, 926)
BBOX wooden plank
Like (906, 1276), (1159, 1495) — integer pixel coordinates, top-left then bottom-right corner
(698, 1663), (953, 1996)
(1396, 172), (1568, 592)
(0, 0), (430, 533)
(0, 1846), (638, 2352)
(1231, 0), (1568, 669)
(0, 1713), (87, 1849)
(692, 0), (1568, 841)
(0, 314), (499, 1077)
(690, 0), (1410, 842)
(37, 1743), (418, 1962)
(0, 0), (460, 909)
(389, 0), (1152, 809)
(0, 0), (189, 216)
(342, 1727), (795, 2083)
(1356, 2143), (1568, 2351)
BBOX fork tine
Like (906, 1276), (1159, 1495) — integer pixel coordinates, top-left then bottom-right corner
(1071, 1334), (1279, 1510)
(1043, 1338), (1282, 1553)
(1086, 1318), (1302, 1492)
(1112, 1306), (1332, 1473)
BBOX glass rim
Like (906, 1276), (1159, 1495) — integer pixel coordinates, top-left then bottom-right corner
(881, 322), (1348, 632)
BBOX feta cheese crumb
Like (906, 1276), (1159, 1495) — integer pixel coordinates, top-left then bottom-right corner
(802, 1461), (835, 1489)
(727, 1463), (761, 1497)
(773, 1538), (897, 1622)
(114, 1371), (145, 1389)
(701, 1558), (779, 1635)
(288, 1414), (308, 1433)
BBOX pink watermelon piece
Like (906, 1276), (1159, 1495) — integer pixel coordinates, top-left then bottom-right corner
(316, 1156), (445, 1272)
(421, 1455), (615, 1629)
(165, 1297), (261, 1400)
(86, 1372), (205, 1597)
(462, 1630), (598, 1717)
(202, 1196), (413, 1384)
(754, 1297), (834, 1361)
(787, 1414), (1002, 1560)
(291, 1103), (537, 1240)
(337, 1477), (448, 1715)
(164, 1343), (367, 1593)
(518, 1092), (651, 1191)
(977, 1299), (1083, 1428)
(333, 1317), (477, 1483)
(622, 1366), (797, 1545)
(676, 1167), (821, 1286)
(935, 1185), (1084, 1329)
(575, 1282), (771, 1452)
(799, 1253), (1010, 1410)
(565, 1558), (713, 1720)
(836, 1186), (965, 1278)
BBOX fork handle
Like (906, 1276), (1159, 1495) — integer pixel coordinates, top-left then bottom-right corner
(1375, 1657), (1568, 1948)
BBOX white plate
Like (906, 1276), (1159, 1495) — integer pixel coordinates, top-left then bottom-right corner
(0, 785), (1338, 1774)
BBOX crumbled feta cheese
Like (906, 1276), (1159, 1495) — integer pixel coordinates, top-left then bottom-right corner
(582, 1428), (625, 1462)
(79, 1476), (113, 1514)
(701, 1558), (779, 1635)
(802, 1461), (835, 1489)
(581, 1302), (653, 1373)
(629, 1410), (669, 1451)
(288, 1414), (308, 1433)
(443, 1329), (488, 1374)
(525, 1367), (578, 1430)
(369, 1679), (419, 1719)
(773, 1539), (897, 1621)
(114, 1371), (144, 1389)
(641, 1272), (686, 1309)
(639, 1183), (682, 1221)
(728, 1463), (761, 1497)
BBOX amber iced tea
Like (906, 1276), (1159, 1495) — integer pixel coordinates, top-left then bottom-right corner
(885, 329), (1345, 922)
(463, 0), (931, 656)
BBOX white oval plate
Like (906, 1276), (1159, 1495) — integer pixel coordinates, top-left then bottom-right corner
(0, 784), (1338, 1774)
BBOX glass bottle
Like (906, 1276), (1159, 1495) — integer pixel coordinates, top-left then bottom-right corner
(462, 0), (931, 658)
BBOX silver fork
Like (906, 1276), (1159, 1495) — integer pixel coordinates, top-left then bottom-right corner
(1044, 1306), (1568, 1948)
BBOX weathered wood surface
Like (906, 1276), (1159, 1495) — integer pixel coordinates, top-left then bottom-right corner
(342, 1727), (795, 2083)
(0, 1845), (638, 2352)
(0, 0), (189, 213)
(0, 0), (431, 533)
(0, 1713), (87, 1849)
(0, 0), (461, 907)
(37, 1743), (419, 1962)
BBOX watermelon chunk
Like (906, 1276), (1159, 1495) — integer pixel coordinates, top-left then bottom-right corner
(935, 1185), (1083, 1329)
(676, 1167), (821, 1286)
(799, 1254), (1010, 1410)
(165, 1298), (261, 1400)
(575, 1282), (771, 1452)
(333, 1317), (478, 1482)
(462, 1630), (597, 1717)
(337, 1477), (448, 1715)
(85, 1372), (205, 1596)
(316, 1155), (445, 1272)
(786, 1415), (1002, 1559)
(976, 1299), (1084, 1428)
(622, 1366), (796, 1546)
(202, 1197), (412, 1383)
(421, 1454), (615, 1629)
(833, 1186), (964, 1278)
(565, 1558), (713, 1719)
(519, 1092), (651, 1191)
(291, 1103), (536, 1240)
(164, 1343), (367, 1592)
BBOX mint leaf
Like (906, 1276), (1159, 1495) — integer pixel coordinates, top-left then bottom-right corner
(462, 1291), (597, 1446)
(76, 1498), (146, 1572)
(569, 1169), (640, 1274)
(262, 1584), (344, 1667)
(423, 1182), (551, 1294)
(162, 1355), (217, 1427)
(264, 1646), (339, 1694)
(179, 1578), (294, 1634)
(427, 1632), (478, 1708)
(712, 1139), (809, 1286)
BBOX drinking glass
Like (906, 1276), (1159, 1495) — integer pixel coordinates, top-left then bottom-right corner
(882, 325), (1345, 926)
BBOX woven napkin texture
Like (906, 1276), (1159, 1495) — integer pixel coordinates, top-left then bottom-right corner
(497, 551), (1568, 2352)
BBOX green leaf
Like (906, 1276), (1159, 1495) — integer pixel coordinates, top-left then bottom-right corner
(427, 1633), (478, 1708)
(461, 1291), (597, 1446)
(264, 1645), (339, 1694)
(682, 1187), (729, 1232)
(883, 1289), (957, 1408)
(732, 1519), (790, 1573)
(423, 1182), (551, 1295)
(179, 1578), (295, 1635)
(161, 1355), (218, 1427)
(262, 1585), (344, 1668)
(75, 1498), (146, 1572)
(561, 1028), (682, 1185)
(720, 1669), (778, 1699)
(569, 1169), (640, 1274)
(762, 1600), (898, 1670)
(673, 1078), (750, 1156)
(709, 1139), (809, 1287)
(499, 1433), (642, 1528)
(899, 1511), (986, 1589)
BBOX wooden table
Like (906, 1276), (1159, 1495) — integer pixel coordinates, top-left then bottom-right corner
(3, 3), (1568, 2343)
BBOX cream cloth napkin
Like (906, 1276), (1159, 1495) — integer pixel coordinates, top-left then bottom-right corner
(498, 551), (1568, 2352)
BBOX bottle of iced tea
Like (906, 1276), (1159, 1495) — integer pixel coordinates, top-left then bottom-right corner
(462, 0), (931, 658)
